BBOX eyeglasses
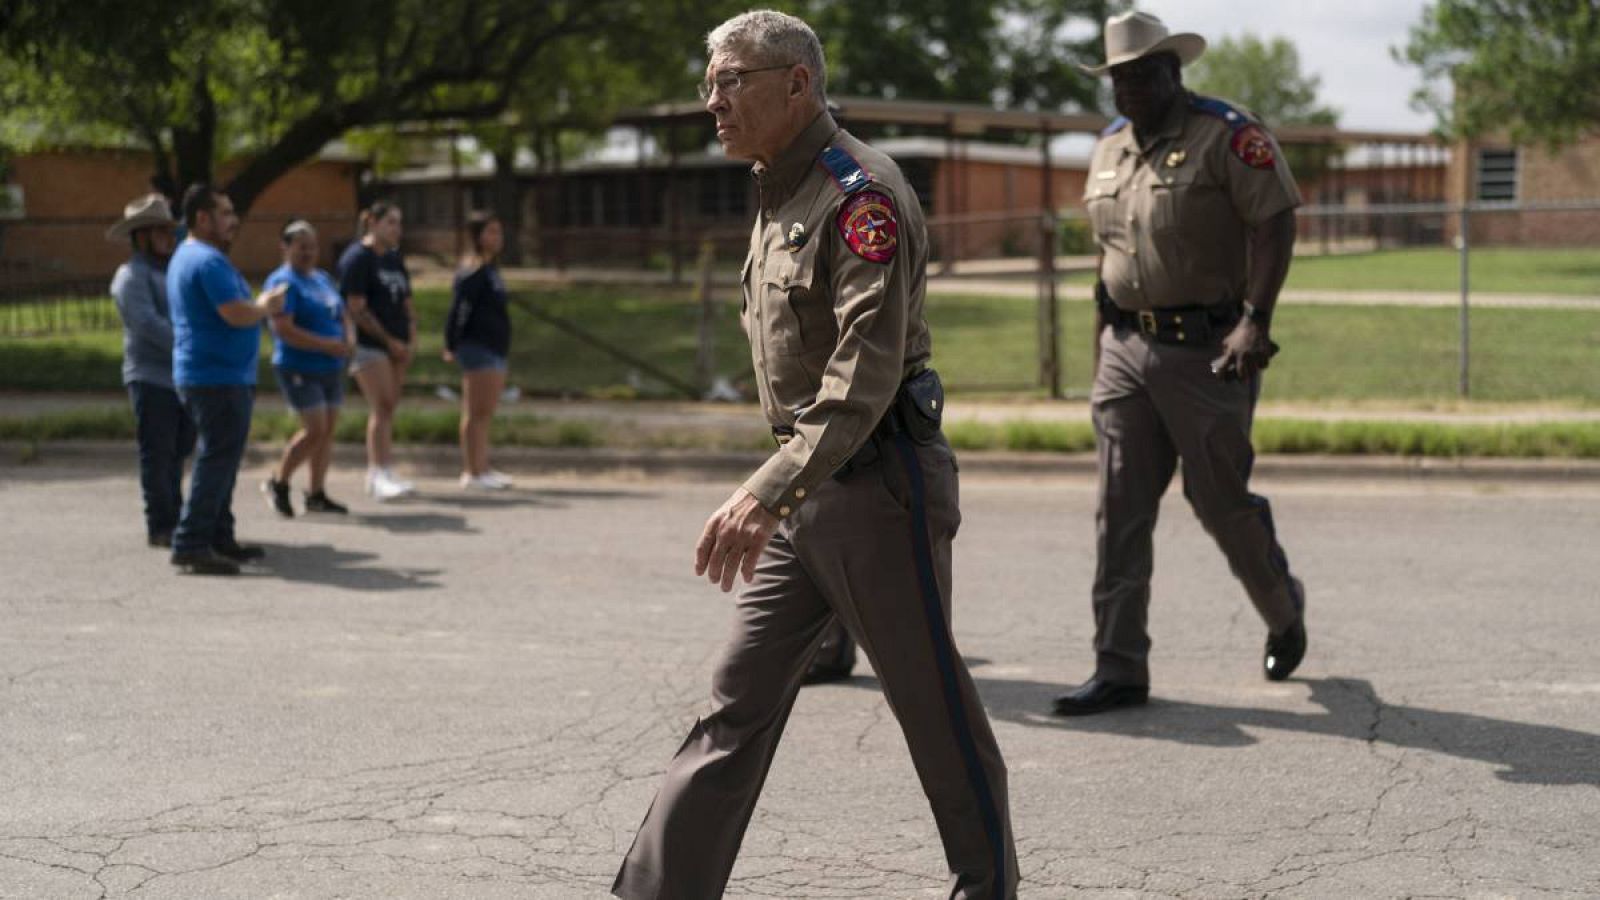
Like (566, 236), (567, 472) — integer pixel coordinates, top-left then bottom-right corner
(698, 64), (796, 100)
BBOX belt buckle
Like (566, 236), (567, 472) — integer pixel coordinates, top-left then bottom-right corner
(1137, 310), (1158, 335)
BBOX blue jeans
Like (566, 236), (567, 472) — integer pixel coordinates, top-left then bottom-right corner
(128, 381), (197, 539)
(173, 385), (255, 554)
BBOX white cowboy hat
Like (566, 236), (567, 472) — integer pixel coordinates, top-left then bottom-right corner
(1080, 11), (1206, 76)
(105, 193), (177, 242)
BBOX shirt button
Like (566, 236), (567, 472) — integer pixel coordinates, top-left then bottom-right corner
(1129, 248), (1137, 257)
(794, 487), (807, 499)
(779, 505), (792, 517)
(1133, 280), (1141, 289)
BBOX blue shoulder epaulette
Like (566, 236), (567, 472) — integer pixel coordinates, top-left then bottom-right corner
(1101, 116), (1129, 137)
(818, 145), (871, 194)
(1189, 95), (1253, 132)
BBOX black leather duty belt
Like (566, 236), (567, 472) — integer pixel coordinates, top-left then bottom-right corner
(1096, 284), (1240, 347)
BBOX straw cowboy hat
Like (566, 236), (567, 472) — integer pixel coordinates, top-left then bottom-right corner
(105, 193), (177, 242)
(1080, 11), (1206, 75)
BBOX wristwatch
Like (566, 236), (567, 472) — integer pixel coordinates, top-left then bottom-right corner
(1242, 301), (1272, 327)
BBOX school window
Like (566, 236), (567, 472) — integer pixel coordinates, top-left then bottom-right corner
(1475, 148), (1518, 203)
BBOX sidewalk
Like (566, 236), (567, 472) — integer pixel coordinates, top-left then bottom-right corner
(7, 392), (1600, 484)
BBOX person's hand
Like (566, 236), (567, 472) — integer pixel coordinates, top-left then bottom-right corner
(694, 489), (781, 593)
(387, 337), (411, 366)
(258, 284), (288, 316)
(1210, 318), (1276, 382)
(441, 349), (456, 363)
(328, 338), (352, 358)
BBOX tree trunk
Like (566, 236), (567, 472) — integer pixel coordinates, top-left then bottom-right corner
(171, 64), (216, 197)
(490, 143), (523, 265)
(224, 109), (352, 215)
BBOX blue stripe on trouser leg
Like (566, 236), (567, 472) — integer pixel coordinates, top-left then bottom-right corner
(890, 433), (1007, 896)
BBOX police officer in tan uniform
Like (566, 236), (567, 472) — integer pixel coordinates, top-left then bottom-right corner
(1052, 12), (1309, 717)
(613, 11), (1016, 899)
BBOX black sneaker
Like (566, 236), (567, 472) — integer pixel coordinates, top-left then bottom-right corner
(212, 539), (266, 562)
(262, 478), (294, 518)
(171, 548), (240, 576)
(303, 490), (348, 515)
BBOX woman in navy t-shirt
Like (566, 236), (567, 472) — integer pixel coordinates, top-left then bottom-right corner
(444, 211), (513, 490)
(263, 221), (355, 516)
(336, 201), (416, 501)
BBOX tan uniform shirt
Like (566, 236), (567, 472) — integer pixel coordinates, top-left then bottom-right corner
(1085, 93), (1302, 310)
(740, 111), (932, 518)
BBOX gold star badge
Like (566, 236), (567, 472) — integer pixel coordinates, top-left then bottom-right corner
(1165, 149), (1187, 168)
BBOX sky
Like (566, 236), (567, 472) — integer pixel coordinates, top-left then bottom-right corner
(1135, 0), (1437, 133)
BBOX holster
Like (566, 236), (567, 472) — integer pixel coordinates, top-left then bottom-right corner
(833, 367), (945, 480)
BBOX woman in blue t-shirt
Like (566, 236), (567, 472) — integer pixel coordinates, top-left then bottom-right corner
(444, 211), (513, 490)
(262, 220), (356, 516)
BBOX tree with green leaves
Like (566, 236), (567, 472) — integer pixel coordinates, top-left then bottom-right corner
(1400, 0), (1600, 147)
(805, 0), (1126, 112)
(1184, 34), (1339, 128)
(0, 0), (699, 213)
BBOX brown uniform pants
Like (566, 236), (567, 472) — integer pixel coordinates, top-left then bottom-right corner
(1090, 325), (1302, 685)
(614, 435), (1017, 900)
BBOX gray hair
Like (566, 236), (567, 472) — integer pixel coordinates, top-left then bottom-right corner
(706, 10), (827, 102)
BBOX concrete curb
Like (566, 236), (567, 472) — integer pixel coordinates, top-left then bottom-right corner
(8, 439), (1600, 484)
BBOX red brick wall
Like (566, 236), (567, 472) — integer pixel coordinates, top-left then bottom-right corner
(2, 149), (362, 291)
(1445, 136), (1600, 247)
(933, 158), (1088, 259)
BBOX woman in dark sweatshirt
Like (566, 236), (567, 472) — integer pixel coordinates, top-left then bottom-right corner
(443, 211), (513, 490)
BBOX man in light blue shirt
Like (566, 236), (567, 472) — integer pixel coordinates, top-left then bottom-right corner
(108, 193), (194, 548)
(166, 183), (286, 575)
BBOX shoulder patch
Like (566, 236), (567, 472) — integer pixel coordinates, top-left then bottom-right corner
(837, 190), (898, 264)
(1229, 124), (1277, 169)
(1190, 94), (1276, 169)
(818, 145), (871, 194)
(1101, 116), (1129, 137)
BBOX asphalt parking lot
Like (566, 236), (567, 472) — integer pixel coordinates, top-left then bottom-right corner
(1, 459), (1597, 898)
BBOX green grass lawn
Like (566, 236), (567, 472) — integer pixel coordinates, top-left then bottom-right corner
(4, 282), (1599, 404)
(1050, 247), (1600, 295)
(1283, 247), (1600, 295)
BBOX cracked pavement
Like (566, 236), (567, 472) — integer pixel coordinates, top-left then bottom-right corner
(1, 459), (1597, 898)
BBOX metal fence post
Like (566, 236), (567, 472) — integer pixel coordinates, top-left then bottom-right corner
(1457, 204), (1470, 398)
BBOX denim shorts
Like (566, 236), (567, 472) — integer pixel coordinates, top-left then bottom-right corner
(455, 341), (507, 372)
(275, 367), (345, 412)
(349, 344), (390, 375)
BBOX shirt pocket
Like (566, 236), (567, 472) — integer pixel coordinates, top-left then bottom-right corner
(1148, 167), (1204, 278)
(758, 247), (818, 357)
(1085, 182), (1124, 249)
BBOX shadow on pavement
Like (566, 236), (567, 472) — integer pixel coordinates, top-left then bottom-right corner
(301, 510), (477, 535)
(971, 674), (1600, 788)
(249, 542), (442, 592)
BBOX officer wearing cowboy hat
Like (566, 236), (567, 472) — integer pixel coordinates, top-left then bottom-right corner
(1053, 11), (1309, 716)
(108, 193), (195, 549)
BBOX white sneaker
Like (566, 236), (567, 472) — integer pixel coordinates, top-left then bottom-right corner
(460, 472), (510, 491)
(482, 469), (514, 489)
(381, 467), (416, 496)
(369, 469), (409, 501)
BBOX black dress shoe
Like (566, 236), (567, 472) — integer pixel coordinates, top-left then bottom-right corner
(801, 662), (855, 685)
(1051, 678), (1150, 716)
(802, 640), (858, 685)
(170, 549), (240, 576)
(211, 540), (265, 562)
(1264, 618), (1307, 681)
(148, 531), (174, 548)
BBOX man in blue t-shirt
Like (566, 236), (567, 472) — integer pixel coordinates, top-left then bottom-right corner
(166, 183), (286, 575)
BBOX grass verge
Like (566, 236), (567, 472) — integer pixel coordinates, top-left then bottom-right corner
(6, 409), (1600, 460)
